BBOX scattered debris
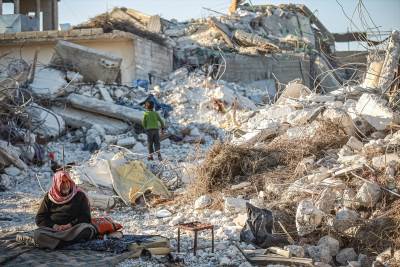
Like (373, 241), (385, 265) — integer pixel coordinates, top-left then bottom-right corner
(0, 2), (399, 267)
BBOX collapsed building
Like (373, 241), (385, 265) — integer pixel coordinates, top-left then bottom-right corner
(0, 1), (399, 267)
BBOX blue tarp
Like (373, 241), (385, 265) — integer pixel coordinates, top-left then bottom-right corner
(132, 80), (149, 90)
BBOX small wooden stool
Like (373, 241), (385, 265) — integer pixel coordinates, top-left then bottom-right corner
(177, 221), (214, 256)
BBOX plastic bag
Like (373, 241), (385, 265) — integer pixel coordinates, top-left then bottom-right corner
(240, 202), (287, 248)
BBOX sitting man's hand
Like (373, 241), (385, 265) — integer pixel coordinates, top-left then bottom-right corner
(53, 223), (72, 231)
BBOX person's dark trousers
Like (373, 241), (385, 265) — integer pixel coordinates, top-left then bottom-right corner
(146, 129), (160, 155)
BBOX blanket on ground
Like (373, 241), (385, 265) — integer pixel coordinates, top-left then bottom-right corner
(0, 231), (132, 267)
(63, 234), (161, 254)
(34, 223), (97, 249)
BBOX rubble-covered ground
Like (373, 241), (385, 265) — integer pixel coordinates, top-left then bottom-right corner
(1, 3), (400, 267)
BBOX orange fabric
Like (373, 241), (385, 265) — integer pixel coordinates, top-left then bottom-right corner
(91, 217), (122, 235)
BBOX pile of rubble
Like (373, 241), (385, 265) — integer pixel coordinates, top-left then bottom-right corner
(186, 30), (400, 267)
(0, 2), (399, 267)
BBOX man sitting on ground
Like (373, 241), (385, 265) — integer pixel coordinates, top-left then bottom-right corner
(33, 170), (96, 249)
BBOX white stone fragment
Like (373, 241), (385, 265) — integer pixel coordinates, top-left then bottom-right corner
(194, 195), (212, 209)
(156, 209), (172, 218)
(356, 93), (398, 131)
(295, 200), (324, 236)
(224, 197), (248, 213)
(355, 182), (381, 208)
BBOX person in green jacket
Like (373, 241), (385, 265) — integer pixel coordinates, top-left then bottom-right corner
(142, 100), (165, 161)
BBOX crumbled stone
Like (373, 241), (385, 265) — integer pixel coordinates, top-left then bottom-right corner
(307, 245), (332, 264)
(318, 235), (340, 256)
(4, 166), (21, 177)
(333, 208), (359, 232)
(296, 200), (324, 236)
(355, 182), (381, 208)
(194, 195), (212, 209)
(224, 197), (248, 213)
(284, 245), (305, 257)
(336, 248), (358, 265)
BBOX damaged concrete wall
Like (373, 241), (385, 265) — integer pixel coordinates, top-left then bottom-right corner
(0, 39), (134, 85)
(218, 53), (311, 87)
(0, 30), (173, 85)
(133, 36), (173, 82)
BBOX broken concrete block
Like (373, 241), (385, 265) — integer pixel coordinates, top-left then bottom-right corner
(318, 235), (340, 256)
(30, 68), (67, 99)
(190, 127), (201, 137)
(116, 137), (136, 148)
(371, 131), (387, 140)
(342, 188), (357, 208)
(224, 197), (248, 213)
(156, 209), (172, 218)
(356, 93), (398, 131)
(103, 135), (117, 145)
(4, 166), (21, 177)
(51, 40), (122, 83)
(284, 245), (305, 257)
(231, 181), (251, 190)
(233, 29), (279, 51)
(0, 141), (27, 170)
(286, 121), (320, 139)
(26, 104), (65, 139)
(355, 182), (381, 208)
(333, 208), (359, 233)
(210, 85), (256, 110)
(316, 188), (336, 213)
(0, 174), (12, 190)
(372, 153), (400, 170)
(336, 248), (358, 265)
(377, 30), (400, 91)
(85, 126), (103, 149)
(346, 136), (363, 152)
(322, 108), (354, 135)
(132, 142), (147, 153)
(363, 57), (383, 89)
(287, 107), (322, 126)
(97, 81), (114, 103)
(306, 94), (336, 103)
(66, 71), (83, 83)
(194, 195), (212, 209)
(307, 245), (332, 264)
(67, 94), (144, 124)
(276, 80), (311, 104)
(52, 106), (130, 135)
(295, 200), (324, 236)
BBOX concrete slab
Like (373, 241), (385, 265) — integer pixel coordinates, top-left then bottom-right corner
(51, 40), (122, 83)
(52, 106), (130, 135)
